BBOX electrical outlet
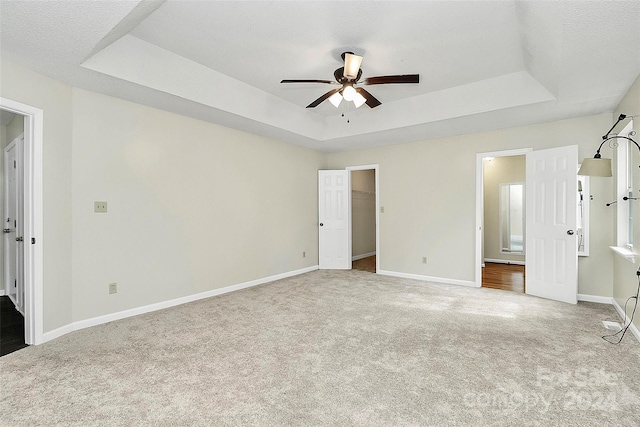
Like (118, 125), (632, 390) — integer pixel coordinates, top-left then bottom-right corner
(303, 251), (306, 258)
(422, 257), (427, 264)
(94, 201), (108, 213)
(109, 282), (117, 294)
(380, 206), (385, 214)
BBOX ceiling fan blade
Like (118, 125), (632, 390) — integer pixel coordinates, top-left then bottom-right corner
(306, 88), (341, 108)
(281, 79), (338, 84)
(356, 87), (381, 108)
(362, 74), (420, 85)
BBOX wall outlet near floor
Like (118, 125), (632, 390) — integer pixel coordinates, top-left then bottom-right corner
(109, 282), (117, 294)
(422, 257), (427, 264)
(94, 201), (108, 213)
(303, 251), (306, 258)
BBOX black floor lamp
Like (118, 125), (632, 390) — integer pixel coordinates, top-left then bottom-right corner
(578, 113), (639, 344)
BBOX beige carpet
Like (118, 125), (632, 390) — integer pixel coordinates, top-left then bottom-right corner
(1, 270), (639, 426)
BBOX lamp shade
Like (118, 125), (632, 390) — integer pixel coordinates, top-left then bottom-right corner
(328, 92), (343, 108)
(578, 157), (612, 177)
(344, 53), (363, 79)
(342, 85), (357, 101)
(353, 92), (367, 108)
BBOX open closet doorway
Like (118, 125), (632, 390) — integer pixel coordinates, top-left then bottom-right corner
(478, 150), (530, 294)
(347, 165), (379, 273)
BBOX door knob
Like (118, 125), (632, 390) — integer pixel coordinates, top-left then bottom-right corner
(319, 223), (324, 227)
(566, 230), (575, 235)
(15, 236), (23, 242)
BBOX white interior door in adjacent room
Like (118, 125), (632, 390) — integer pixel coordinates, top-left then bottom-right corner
(525, 145), (578, 304)
(318, 170), (351, 270)
(4, 135), (24, 313)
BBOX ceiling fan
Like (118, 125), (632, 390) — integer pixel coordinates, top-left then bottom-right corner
(281, 52), (419, 109)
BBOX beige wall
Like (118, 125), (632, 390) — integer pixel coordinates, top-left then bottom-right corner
(483, 155), (525, 263)
(613, 72), (640, 331)
(1, 59), (324, 331)
(351, 169), (376, 257)
(70, 88), (325, 321)
(327, 114), (614, 296)
(0, 60), (74, 332)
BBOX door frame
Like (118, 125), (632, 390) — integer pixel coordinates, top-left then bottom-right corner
(346, 164), (380, 273)
(1, 98), (44, 345)
(475, 149), (532, 287)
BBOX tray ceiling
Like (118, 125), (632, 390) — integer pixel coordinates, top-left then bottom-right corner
(1, 1), (639, 151)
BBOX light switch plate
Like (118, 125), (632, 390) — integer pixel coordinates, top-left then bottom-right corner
(94, 201), (108, 213)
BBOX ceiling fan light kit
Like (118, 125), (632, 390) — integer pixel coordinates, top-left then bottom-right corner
(280, 51), (419, 110)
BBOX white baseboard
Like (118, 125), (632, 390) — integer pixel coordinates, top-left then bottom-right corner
(0, 289), (5, 296)
(352, 251), (376, 261)
(577, 294), (614, 304)
(484, 258), (526, 266)
(377, 269), (477, 288)
(611, 297), (640, 342)
(42, 265), (319, 344)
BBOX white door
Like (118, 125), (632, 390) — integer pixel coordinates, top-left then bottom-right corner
(4, 136), (24, 313)
(318, 170), (351, 269)
(525, 145), (578, 304)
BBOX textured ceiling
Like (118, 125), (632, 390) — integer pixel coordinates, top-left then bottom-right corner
(1, 0), (639, 152)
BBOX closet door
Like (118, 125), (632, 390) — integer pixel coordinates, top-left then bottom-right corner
(318, 170), (351, 270)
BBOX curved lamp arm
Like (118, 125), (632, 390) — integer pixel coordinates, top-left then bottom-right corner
(592, 135), (640, 158)
(578, 115), (636, 177)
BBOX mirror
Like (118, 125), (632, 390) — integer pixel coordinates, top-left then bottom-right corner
(500, 183), (524, 254)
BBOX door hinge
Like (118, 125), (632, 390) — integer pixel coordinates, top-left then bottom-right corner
(13, 160), (16, 168)
(31, 237), (36, 244)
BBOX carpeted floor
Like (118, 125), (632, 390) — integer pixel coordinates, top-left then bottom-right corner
(1, 270), (639, 426)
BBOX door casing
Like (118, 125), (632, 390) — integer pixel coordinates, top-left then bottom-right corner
(476, 148), (532, 287)
(0, 98), (44, 345)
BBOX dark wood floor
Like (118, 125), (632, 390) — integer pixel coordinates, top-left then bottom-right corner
(353, 255), (376, 273)
(0, 296), (28, 357)
(482, 262), (525, 293)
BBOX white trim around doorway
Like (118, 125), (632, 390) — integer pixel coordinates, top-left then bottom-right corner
(475, 148), (532, 288)
(0, 97), (44, 345)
